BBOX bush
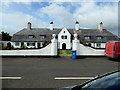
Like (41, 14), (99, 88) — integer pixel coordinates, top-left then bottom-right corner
(21, 45), (27, 49)
(42, 40), (51, 47)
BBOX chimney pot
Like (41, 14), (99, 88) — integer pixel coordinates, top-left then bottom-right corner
(75, 21), (79, 30)
(98, 22), (103, 31)
(27, 22), (31, 30)
(50, 21), (54, 30)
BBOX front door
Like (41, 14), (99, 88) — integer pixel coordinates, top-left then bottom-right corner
(21, 42), (24, 47)
(62, 43), (66, 50)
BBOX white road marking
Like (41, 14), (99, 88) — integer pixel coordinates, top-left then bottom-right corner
(54, 77), (94, 80)
(0, 77), (22, 80)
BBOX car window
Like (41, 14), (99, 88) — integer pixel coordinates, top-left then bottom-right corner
(82, 72), (120, 89)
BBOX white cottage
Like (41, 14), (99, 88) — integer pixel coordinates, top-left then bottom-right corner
(11, 21), (118, 49)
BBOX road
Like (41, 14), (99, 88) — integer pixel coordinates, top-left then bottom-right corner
(2, 56), (119, 89)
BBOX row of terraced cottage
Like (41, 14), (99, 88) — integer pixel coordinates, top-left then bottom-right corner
(4, 21), (119, 49)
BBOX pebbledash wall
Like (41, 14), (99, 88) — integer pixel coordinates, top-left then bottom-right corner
(72, 34), (105, 56)
(0, 34), (58, 56)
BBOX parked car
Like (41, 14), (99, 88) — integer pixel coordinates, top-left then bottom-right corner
(55, 70), (120, 90)
(105, 41), (120, 59)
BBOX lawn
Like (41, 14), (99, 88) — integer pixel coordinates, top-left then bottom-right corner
(66, 50), (72, 54)
(58, 50), (62, 54)
(58, 50), (72, 54)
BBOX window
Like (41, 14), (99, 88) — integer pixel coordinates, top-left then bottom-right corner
(97, 43), (101, 47)
(27, 42), (35, 46)
(61, 35), (67, 39)
(97, 36), (103, 40)
(28, 35), (35, 39)
(64, 31), (65, 33)
(15, 42), (19, 46)
(84, 36), (91, 40)
(40, 35), (46, 39)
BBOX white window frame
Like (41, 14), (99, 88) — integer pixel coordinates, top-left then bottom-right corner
(61, 35), (67, 39)
(27, 42), (35, 46)
(97, 36), (102, 40)
(15, 42), (19, 46)
(40, 35), (46, 39)
(28, 35), (34, 39)
(84, 36), (90, 40)
(96, 43), (101, 47)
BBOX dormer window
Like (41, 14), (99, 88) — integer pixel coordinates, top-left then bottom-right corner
(84, 36), (91, 40)
(97, 36), (103, 40)
(40, 35), (46, 39)
(28, 35), (35, 39)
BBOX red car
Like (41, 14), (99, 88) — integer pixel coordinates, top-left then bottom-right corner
(105, 41), (120, 59)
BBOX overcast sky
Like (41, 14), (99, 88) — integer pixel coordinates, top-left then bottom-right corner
(0, 0), (119, 36)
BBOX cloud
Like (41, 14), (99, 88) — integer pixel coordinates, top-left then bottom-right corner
(0, 12), (48, 35)
(0, 1), (118, 36)
(39, 3), (75, 28)
(73, 2), (118, 34)
(38, 2), (118, 35)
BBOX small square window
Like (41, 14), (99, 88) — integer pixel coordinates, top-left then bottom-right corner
(40, 35), (46, 39)
(97, 36), (103, 40)
(15, 42), (19, 46)
(28, 35), (35, 39)
(61, 35), (67, 39)
(97, 43), (101, 47)
(27, 42), (35, 46)
(65, 36), (67, 39)
(84, 36), (90, 40)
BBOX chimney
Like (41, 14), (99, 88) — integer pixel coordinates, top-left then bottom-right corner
(75, 21), (79, 30)
(98, 22), (103, 31)
(50, 21), (54, 30)
(27, 22), (31, 30)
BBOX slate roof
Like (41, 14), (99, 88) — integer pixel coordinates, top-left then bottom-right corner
(12, 28), (118, 43)
(77, 29), (118, 43)
(12, 28), (61, 42)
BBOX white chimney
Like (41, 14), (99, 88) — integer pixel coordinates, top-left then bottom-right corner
(98, 22), (103, 31)
(50, 21), (54, 30)
(75, 21), (79, 30)
(27, 22), (31, 30)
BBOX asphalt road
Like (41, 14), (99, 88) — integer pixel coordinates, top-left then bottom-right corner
(1, 56), (119, 89)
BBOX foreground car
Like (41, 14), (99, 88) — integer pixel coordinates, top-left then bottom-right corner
(55, 70), (120, 90)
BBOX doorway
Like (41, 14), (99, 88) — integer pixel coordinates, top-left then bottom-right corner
(62, 43), (66, 50)
(7, 42), (11, 48)
(21, 42), (24, 47)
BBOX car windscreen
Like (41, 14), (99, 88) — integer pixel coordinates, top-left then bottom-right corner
(81, 72), (120, 89)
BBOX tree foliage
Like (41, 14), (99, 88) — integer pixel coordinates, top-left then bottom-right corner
(1, 32), (12, 41)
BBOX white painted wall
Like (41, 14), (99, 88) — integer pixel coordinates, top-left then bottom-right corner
(72, 34), (105, 56)
(2, 41), (13, 47)
(0, 36), (58, 56)
(77, 44), (105, 56)
(58, 28), (71, 49)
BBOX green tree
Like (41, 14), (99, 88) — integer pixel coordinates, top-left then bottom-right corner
(42, 40), (51, 47)
(1, 32), (12, 41)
